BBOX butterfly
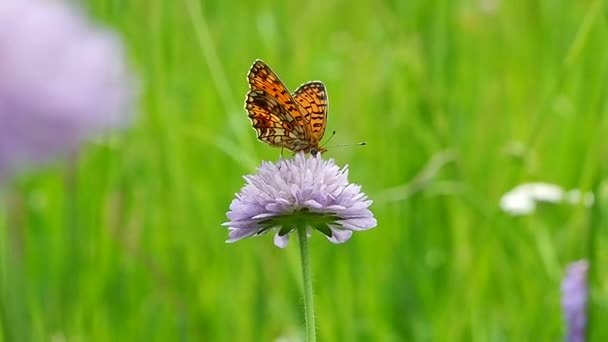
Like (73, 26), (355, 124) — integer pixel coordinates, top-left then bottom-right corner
(245, 59), (328, 155)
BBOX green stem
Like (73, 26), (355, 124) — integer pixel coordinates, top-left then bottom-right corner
(585, 174), (602, 340)
(297, 225), (316, 342)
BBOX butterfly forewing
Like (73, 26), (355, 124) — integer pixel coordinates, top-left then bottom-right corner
(245, 89), (309, 148)
(247, 60), (309, 131)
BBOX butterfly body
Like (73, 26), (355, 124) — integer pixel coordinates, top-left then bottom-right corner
(245, 60), (328, 155)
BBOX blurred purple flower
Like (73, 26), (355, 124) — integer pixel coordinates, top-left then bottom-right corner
(0, 0), (137, 181)
(561, 260), (589, 342)
(223, 153), (377, 248)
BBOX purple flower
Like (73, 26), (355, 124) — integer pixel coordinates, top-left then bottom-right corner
(561, 260), (589, 342)
(223, 153), (377, 248)
(0, 0), (137, 182)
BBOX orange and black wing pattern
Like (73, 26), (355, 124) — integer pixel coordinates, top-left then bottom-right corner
(293, 81), (328, 141)
(245, 59), (327, 153)
(245, 88), (310, 151)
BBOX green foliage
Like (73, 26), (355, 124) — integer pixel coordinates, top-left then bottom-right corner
(1, 0), (607, 340)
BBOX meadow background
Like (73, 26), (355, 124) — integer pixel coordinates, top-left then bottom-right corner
(2, 0), (608, 340)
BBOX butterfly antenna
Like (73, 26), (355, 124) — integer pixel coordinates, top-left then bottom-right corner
(322, 131), (366, 150)
(328, 142), (367, 149)
(322, 131), (337, 146)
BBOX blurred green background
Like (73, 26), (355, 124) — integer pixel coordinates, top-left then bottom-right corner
(2, 0), (608, 340)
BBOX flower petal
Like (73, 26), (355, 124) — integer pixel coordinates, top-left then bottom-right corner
(227, 228), (258, 243)
(274, 233), (290, 248)
(326, 228), (353, 244)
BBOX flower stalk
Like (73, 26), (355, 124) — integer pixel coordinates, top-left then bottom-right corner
(296, 225), (316, 342)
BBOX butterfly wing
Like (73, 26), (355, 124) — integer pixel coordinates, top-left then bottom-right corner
(292, 81), (328, 141)
(245, 89), (311, 151)
(247, 60), (311, 133)
(246, 60), (317, 152)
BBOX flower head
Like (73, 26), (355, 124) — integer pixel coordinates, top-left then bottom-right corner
(561, 260), (589, 342)
(0, 0), (137, 182)
(223, 153), (377, 248)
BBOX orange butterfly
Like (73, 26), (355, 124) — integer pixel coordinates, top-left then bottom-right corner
(245, 59), (328, 155)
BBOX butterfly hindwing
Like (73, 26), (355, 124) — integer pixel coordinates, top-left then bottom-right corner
(292, 81), (328, 141)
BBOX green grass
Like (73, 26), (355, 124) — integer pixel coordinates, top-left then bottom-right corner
(2, 0), (608, 340)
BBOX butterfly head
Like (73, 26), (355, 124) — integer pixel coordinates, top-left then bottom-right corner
(309, 146), (327, 156)
(304, 136), (327, 156)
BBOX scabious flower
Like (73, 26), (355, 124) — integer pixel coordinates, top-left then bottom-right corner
(561, 260), (589, 342)
(223, 153), (377, 248)
(0, 0), (137, 182)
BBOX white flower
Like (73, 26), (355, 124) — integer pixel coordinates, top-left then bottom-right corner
(223, 153), (377, 248)
(499, 182), (594, 216)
